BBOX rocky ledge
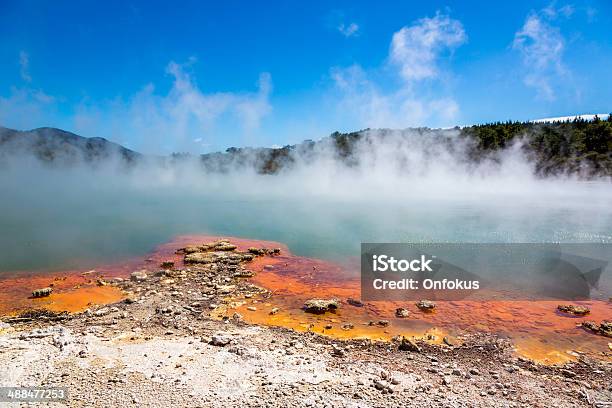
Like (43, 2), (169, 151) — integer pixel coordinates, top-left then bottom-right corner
(1, 240), (611, 407)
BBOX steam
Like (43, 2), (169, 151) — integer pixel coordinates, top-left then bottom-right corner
(1, 127), (611, 273)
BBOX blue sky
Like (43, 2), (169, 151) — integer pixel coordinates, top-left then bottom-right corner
(0, 0), (611, 153)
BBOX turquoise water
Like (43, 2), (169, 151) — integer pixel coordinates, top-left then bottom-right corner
(2, 183), (612, 273)
(1, 162), (612, 273)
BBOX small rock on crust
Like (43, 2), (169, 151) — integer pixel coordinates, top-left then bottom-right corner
(31, 287), (53, 298)
(303, 298), (340, 314)
(395, 308), (410, 318)
(247, 247), (266, 256)
(130, 270), (148, 282)
(581, 321), (598, 332)
(416, 300), (436, 312)
(398, 336), (421, 352)
(184, 252), (216, 264)
(557, 304), (590, 316)
(216, 243), (237, 251)
(561, 369), (576, 378)
(600, 321), (612, 337)
(330, 344), (344, 357)
(210, 334), (232, 346)
(347, 298), (364, 307)
(580, 320), (612, 337)
(160, 260), (174, 268)
(582, 320), (612, 337)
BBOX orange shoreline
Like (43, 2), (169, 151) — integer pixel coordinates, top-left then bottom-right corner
(1, 234), (610, 365)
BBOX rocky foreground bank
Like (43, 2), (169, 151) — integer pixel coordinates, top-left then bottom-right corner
(0, 240), (611, 407)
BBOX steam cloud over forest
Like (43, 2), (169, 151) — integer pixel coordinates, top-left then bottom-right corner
(1, 116), (611, 272)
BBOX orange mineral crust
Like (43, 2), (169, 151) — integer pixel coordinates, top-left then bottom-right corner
(1, 235), (610, 365)
(0, 272), (124, 315)
(222, 239), (612, 365)
(0, 235), (284, 316)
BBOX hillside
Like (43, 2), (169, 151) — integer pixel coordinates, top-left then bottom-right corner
(0, 126), (140, 165)
(198, 115), (612, 177)
(1, 114), (612, 177)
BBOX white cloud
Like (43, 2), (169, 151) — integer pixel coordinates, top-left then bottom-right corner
(586, 6), (597, 22)
(542, 3), (574, 19)
(1, 58), (273, 153)
(76, 60), (273, 152)
(19, 51), (32, 83)
(338, 22), (359, 37)
(513, 6), (570, 100)
(234, 72), (272, 130)
(0, 87), (57, 129)
(331, 65), (459, 128)
(390, 13), (466, 82)
(331, 13), (465, 129)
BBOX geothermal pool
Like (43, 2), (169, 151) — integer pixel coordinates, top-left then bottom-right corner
(1, 163), (612, 365)
(2, 185), (612, 272)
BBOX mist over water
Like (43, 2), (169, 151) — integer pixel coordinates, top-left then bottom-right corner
(1, 129), (612, 273)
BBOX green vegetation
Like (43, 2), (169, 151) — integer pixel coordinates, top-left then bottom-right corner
(198, 115), (612, 177)
(462, 115), (612, 176)
(3, 116), (612, 178)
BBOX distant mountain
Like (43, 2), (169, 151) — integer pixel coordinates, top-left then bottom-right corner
(0, 126), (140, 165)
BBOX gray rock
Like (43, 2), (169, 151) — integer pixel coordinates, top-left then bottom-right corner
(94, 307), (110, 317)
(561, 369), (576, 378)
(130, 270), (148, 282)
(210, 334), (232, 346)
(331, 344), (345, 357)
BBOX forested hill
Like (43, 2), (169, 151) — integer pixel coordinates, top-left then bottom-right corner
(198, 115), (612, 177)
(462, 115), (612, 176)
